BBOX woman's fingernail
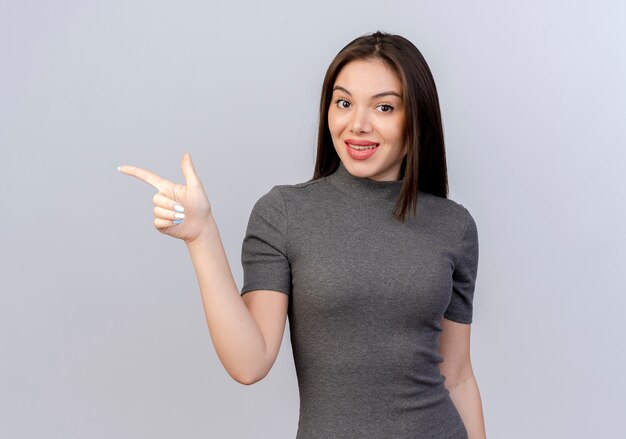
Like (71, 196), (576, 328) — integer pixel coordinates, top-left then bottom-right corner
(174, 212), (185, 219)
(174, 204), (184, 212)
(173, 219), (183, 224)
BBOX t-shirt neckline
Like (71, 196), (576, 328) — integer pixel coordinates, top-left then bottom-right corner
(324, 161), (403, 202)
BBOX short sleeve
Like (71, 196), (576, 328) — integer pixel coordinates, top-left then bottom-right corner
(240, 186), (292, 297)
(444, 207), (479, 324)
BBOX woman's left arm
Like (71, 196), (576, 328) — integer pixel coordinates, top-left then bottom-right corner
(438, 317), (487, 439)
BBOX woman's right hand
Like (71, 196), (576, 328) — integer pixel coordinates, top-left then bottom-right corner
(118, 152), (212, 244)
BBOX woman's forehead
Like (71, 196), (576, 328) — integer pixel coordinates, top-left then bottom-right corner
(334, 59), (402, 95)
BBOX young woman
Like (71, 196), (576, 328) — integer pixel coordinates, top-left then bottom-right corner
(119, 31), (486, 439)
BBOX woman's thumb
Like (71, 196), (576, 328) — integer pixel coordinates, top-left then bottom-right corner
(181, 152), (201, 186)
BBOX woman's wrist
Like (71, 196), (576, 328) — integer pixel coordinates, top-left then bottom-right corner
(185, 214), (217, 247)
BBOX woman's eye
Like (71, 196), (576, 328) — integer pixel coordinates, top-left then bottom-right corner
(335, 99), (350, 109)
(377, 104), (394, 113)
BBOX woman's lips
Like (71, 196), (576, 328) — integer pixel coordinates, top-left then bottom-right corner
(345, 141), (380, 160)
(345, 138), (379, 146)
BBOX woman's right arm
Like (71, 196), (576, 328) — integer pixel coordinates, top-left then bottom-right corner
(118, 152), (287, 385)
(185, 216), (289, 385)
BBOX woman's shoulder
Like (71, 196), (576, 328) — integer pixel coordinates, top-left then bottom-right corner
(266, 177), (328, 202)
(416, 191), (475, 231)
(273, 176), (326, 192)
(418, 191), (470, 212)
(250, 177), (327, 212)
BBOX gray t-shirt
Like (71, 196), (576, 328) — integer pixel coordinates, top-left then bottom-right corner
(240, 161), (479, 439)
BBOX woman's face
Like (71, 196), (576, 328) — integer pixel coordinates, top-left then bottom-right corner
(328, 58), (407, 181)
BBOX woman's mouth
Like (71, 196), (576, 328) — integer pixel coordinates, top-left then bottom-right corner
(345, 141), (380, 160)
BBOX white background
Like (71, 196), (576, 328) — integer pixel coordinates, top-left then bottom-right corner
(2, 1), (625, 437)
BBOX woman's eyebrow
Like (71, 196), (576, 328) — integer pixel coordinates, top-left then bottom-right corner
(333, 85), (402, 99)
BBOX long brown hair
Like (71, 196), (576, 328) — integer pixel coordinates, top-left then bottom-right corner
(311, 31), (449, 223)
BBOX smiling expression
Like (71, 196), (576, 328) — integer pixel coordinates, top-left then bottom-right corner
(328, 58), (407, 181)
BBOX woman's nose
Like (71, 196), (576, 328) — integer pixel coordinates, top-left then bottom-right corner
(350, 107), (372, 134)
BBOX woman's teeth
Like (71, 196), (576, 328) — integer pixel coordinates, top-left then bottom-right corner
(349, 143), (378, 150)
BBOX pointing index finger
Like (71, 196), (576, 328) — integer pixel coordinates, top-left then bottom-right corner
(118, 164), (167, 191)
